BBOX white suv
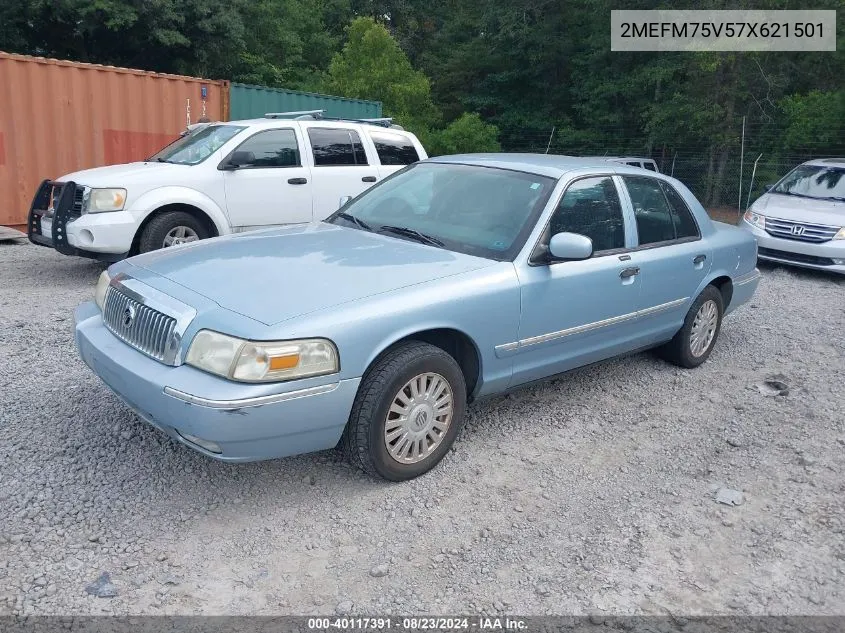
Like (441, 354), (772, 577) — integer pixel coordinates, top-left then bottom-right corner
(27, 112), (427, 260)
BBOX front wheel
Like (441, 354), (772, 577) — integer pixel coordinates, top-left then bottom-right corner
(343, 341), (467, 481)
(657, 285), (724, 368)
(138, 211), (209, 253)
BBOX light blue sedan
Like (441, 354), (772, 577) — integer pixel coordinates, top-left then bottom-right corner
(74, 154), (761, 480)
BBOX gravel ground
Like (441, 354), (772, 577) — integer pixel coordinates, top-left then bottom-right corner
(1, 241), (844, 617)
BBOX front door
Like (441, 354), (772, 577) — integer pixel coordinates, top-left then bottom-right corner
(222, 127), (313, 229)
(509, 175), (644, 387)
(305, 127), (381, 221)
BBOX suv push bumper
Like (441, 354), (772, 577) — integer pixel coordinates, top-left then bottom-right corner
(27, 179), (128, 261)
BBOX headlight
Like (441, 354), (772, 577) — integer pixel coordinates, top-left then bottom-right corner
(835, 227), (845, 240)
(743, 209), (766, 230)
(86, 188), (127, 213)
(185, 330), (339, 383)
(94, 270), (111, 310)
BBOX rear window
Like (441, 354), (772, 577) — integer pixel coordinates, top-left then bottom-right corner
(308, 128), (368, 166)
(369, 131), (420, 165)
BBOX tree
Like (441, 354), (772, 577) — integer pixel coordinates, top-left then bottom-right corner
(426, 113), (500, 156)
(321, 17), (440, 131)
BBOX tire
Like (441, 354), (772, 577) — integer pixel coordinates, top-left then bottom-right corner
(138, 211), (209, 253)
(343, 341), (467, 481)
(657, 285), (724, 369)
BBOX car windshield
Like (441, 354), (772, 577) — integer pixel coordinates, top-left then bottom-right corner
(773, 165), (845, 202)
(148, 124), (245, 165)
(325, 162), (556, 261)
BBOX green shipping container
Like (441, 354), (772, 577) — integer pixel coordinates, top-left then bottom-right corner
(229, 83), (382, 121)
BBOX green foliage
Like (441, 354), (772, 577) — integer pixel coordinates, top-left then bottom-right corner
(2, 0), (842, 205)
(780, 91), (845, 153)
(426, 113), (501, 156)
(321, 17), (440, 130)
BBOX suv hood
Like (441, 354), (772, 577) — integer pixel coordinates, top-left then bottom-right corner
(126, 223), (495, 325)
(60, 162), (188, 187)
(755, 193), (845, 227)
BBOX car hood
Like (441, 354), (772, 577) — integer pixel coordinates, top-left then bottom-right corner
(127, 223), (496, 325)
(60, 162), (187, 186)
(755, 193), (845, 227)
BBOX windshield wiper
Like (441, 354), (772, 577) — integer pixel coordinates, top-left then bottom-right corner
(335, 212), (373, 232)
(822, 196), (845, 202)
(378, 225), (444, 247)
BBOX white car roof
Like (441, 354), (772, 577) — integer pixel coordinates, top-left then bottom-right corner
(803, 158), (845, 169)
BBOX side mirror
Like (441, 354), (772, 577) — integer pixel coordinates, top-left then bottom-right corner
(338, 195), (352, 209)
(548, 232), (593, 261)
(763, 183), (775, 192)
(222, 150), (255, 170)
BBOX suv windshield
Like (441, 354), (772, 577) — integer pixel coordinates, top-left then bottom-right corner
(148, 124), (245, 165)
(773, 165), (845, 202)
(325, 162), (556, 261)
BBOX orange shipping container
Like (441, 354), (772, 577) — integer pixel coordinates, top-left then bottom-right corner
(0, 52), (229, 228)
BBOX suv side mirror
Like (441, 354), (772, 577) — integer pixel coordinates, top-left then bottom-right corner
(548, 232), (593, 261)
(222, 150), (255, 170)
(338, 195), (352, 209)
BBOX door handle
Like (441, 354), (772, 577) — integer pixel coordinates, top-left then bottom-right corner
(620, 266), (640, 279)
(693, 254), (707, 264)
(362, 176), (377, 183)
(288, 177), (308, 185)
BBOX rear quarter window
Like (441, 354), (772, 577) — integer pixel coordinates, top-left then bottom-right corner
(369, 130), (420, 165)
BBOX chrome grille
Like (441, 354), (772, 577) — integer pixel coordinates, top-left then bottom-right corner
(765, 216), (839, 243)
(102, 286), (177, 363)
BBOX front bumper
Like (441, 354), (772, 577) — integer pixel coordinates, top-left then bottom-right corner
(74, 301), (360, 461)
(741, 220), (845, 275)
(27, 180), (130, 261)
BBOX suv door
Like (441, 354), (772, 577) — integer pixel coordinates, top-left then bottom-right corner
(220, 127), (313, 229)
(510, 175), (644, 386)
(367, 129), (423, 178)
(305, 126), (380, 220)
(619, 176), (711, 338)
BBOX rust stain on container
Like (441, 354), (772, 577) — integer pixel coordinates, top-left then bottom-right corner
(0, 52), (227, 227)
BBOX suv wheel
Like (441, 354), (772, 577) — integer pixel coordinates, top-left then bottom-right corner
(343, 341), (467, 481)
(138, 211), (209, 253)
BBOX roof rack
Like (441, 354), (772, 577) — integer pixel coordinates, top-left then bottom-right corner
(263, 110), (403, 130)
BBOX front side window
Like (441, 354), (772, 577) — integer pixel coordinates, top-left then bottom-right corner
(548, 177), (625, 253)
(149, 125), (245, 165)
(624, 176), (700, 245)
(773, 165), (845, 201)
(325, 162), (555, 261)
(370, 131), (420, 165)
(229, 129), (300, 168)
(308, 128), (368, 166)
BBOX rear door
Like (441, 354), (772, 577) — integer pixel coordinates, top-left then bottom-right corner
(221, 127), (313, 229)
(367, 129), (425, 179)
(305, 126), (380, 220)
(619, 175), (711, 340)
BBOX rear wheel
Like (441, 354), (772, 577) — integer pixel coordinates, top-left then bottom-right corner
(138, 211), (209, 253)
(343, 341), (466, 481)
(657, 285), (724, 368)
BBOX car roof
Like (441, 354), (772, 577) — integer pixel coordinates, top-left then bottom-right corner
(803, 157), (845, 169)
(425, 153), (657, 178)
